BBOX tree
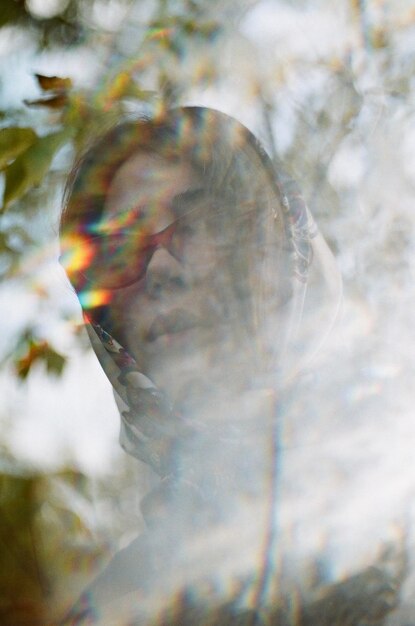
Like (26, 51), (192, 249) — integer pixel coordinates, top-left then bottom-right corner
(2, 0), (415, 623)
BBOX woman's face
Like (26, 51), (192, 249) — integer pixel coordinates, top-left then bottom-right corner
(94, 151), (255, 411)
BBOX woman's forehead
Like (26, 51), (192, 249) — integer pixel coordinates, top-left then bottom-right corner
(102, 151), (197, 228)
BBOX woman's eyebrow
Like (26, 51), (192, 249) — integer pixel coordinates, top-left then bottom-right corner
(171, 188), (207, 215)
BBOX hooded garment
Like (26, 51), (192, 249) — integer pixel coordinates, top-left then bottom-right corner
(60, 107), (342, 623)
(62, 107), (341, 480)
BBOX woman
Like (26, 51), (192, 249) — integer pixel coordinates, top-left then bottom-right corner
(60, 107), (341, 624)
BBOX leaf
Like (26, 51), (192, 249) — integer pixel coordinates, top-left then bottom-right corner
(15, 339), (66, 380)
(44, 347), (66, 376)
(24, 94), (68, 109)
(3, 128), (73, 208)
(15, 340), (46, 380)
(0, 232), (14, 255)
(0, 127), (37, 170)
(0, 0), (26, 28)
(104, 71), (132, 102)
(35, 74), (72, 92)
(372, 28), (388, 49)
(3, 158), (28, 208)
(100, 73), (154, 111)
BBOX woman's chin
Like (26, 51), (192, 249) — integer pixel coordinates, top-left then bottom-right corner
(152, 361), (252, 422)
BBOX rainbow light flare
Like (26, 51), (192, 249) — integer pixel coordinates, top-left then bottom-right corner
(78, 289), (112, 309)
(93, 205), (145, 234)
(60, 234), (95, 275)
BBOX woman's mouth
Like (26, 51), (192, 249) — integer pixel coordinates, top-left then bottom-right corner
(145, 309), (202, 342)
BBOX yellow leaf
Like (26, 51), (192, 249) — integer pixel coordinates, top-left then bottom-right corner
(35, 74), (72, 92)
(106, 71), (131, 101)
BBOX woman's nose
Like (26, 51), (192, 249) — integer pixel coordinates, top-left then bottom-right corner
(145, 247), (185, 297)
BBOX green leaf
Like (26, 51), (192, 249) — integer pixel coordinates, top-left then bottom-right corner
(0, 127), (37, 170)
(3, 158), (27, 209)
(3, 128), (72, 208)
(0, 231), (14, 255)
(44, 347), (66, 377)
(0, 0), (26, 28)
(15, 338), (67, 380)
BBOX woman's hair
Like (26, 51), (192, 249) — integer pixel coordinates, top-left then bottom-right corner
(62, 107), (286, 236)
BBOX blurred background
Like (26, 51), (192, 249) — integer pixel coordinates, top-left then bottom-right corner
(2, 0), (415, 623)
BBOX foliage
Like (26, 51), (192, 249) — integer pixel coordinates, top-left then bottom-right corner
(0, 468), (113, 625)
(13, 328), (66, 379)
(2, 0), (415, 623)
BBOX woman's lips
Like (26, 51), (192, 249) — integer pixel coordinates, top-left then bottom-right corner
(145, 309), (202, 342)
